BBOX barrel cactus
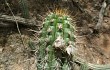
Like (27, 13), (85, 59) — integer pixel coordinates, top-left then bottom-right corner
(37, 9), (77, 70)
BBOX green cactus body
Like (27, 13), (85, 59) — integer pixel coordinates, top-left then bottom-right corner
(19, 0), (29, 18)
(38, 11), (76, 70)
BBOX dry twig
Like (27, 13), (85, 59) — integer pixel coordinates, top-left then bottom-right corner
(0, 14), (37, 27)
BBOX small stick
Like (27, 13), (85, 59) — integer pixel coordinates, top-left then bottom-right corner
(95, 1), (107, 30)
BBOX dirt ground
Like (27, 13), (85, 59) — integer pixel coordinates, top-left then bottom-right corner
(0, 0), (110, 70)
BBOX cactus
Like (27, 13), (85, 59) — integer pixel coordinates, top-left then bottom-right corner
(19, 0), (29, 18)
(37, 9), (77, 70)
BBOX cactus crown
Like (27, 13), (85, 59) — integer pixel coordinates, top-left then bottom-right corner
(41, 9), (75, 47)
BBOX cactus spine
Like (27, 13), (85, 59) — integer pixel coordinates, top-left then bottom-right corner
(37, 9), (76, 70)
